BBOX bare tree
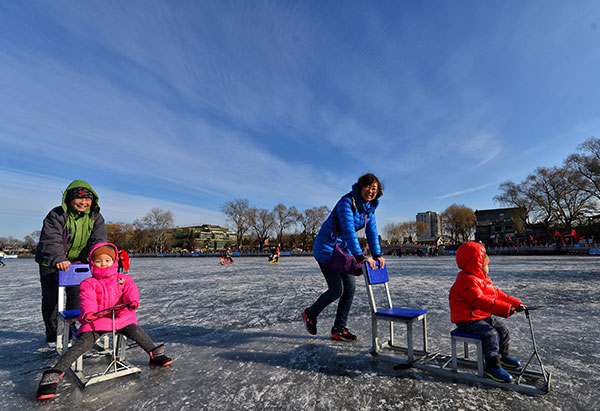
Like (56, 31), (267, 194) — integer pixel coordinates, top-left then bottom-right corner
(220, 199), (251, 249)
(536, 166), (593, 228)
(520, 171), (555, 231)
(184, 228), (197, 252)
(272, 203), (298, 245)
(106, 222), (134, 249)
(496, 166), (594, 233)
(134, 208), (174, 253)
(494, 181), (534, 225)
(0, 236), (21, 249)
(443, 204), (476, 243)
(384, 222), (403, 243)
(297, 206), (330, 247)
(23, 230), (41, 250)
(415, 221), (430, 240)
(566, 136), (600, 206)
(130, 225), (151, 252)
(248, 208), (275, 248)
(389, 221), (428, 243)
(29, 230), (41, 242)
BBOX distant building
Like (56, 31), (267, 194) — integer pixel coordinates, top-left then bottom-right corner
(416, 211), (443, 244)
(475, 207), (527, 245)
(171, 224), (237, 250)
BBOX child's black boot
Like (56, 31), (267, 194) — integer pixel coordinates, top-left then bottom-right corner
(149, 344), (173, 367)
(36, 369), (64, 400)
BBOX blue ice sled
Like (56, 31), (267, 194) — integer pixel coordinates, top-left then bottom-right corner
(361, 262), (551, 395)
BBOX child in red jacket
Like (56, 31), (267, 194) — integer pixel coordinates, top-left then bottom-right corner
(449, 242), (526, 383)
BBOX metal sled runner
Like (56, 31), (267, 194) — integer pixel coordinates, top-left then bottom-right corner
(69, 303), (143, 387)
(362, 263), (551, 396)
(57, 265), (142, 388)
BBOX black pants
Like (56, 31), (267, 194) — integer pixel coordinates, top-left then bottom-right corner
(305, 262), (356, 329)
(54, 324), (156, 372)
(39, 265), (80, 341)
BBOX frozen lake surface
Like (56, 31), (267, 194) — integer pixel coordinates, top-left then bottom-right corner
(0, 255), (598, 410)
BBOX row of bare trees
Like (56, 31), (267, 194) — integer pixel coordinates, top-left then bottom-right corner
(0, 208), (175, 254)
(495, 137), (600, 237)
(220, 199), (330, 250)
(0, 231), (40, 251)
(106, 208), (174, 253)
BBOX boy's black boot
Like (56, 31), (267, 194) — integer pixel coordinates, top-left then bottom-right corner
(149, 344), (173, 367)
(36, 369), (64, 400)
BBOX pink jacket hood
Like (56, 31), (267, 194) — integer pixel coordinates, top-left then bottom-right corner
(88, 242), (119, 280)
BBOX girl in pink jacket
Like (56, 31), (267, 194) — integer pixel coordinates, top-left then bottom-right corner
(37, 243), (172, 400)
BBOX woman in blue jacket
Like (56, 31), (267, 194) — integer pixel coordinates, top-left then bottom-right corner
(303, 173), (386, 341)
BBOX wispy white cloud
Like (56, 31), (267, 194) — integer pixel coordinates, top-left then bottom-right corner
(435, 182), (496, 199)
(0, 38), (341, 206)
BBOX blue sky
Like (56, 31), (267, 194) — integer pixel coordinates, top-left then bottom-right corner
(1, 1), (599, 239)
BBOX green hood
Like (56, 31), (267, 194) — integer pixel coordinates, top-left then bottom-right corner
(61, 180), (101, 262)
(61, 180), (101, 213)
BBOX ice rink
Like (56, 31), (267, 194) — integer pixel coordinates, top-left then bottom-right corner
(0, 255), (598, 410)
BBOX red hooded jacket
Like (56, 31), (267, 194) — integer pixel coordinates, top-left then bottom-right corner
(449, 242), (521, 323)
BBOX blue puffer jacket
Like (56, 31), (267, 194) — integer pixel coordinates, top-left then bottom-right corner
(313, 183), (381, 264)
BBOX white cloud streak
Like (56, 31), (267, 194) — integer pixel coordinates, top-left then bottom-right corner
(435, 182), (496, 200)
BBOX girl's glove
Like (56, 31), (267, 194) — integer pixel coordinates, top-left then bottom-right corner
(128, 301), (139, 310)
(82, 312), (99, 323)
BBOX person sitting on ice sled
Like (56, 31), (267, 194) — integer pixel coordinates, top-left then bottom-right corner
(37, 243), (172, 400)
(220, 247), (233, 263)
(449, 242), (526, 383)
(268, 246), (279, 263)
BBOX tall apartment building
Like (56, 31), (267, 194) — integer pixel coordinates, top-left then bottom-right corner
(416, 211), (443, 242)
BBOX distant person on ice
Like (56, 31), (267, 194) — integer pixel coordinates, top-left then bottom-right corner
(449, 242), (526, 383)
(35, 180), (107, 344)
(37, 243), (172, 400)
(268, 245), (280, 263)
(118, 248), (130, 273)
(220, 247), (234, 264)
(303, 173), (385, 341)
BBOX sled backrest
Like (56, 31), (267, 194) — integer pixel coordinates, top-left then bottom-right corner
(58, 264), (91, 286)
